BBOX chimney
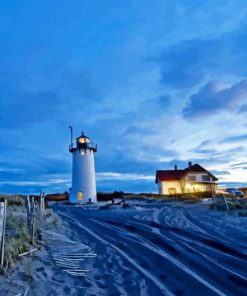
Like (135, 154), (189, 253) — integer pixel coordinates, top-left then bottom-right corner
(188, 161), (192, 168)
(174, 165), (177, 170)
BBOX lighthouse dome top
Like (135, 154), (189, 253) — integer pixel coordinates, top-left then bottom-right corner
(77, 131), (90, 144)
(69, 128), (97, 153)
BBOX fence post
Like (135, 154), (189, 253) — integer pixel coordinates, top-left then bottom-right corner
(0, 199), (7, 266)
(211, 193), (217, 211)
(40, 190), (45, 216)
(25, 195), (31, 234)
(42, 191), (45, 215)
(222, 194), (230, 213)
(31, 196), (35, 245)
(25, 195), (36, 244)
(39, 191), (43, 216)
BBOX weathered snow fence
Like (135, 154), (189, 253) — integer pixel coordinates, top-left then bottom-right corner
(25, 193), (45, 245)
(41, 229), (97, 277)
(25, 194), (97, 277)
(0, 198), (7, 266)
(212, 194), (247, 213)
(212, 194), (230, 213)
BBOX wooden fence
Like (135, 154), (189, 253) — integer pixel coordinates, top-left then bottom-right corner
(25, 192), (45, 245)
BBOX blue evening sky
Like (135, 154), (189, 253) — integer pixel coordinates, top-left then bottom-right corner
(0, 0), (247, 194)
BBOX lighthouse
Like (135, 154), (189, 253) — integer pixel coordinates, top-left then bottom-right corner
(69, 128), (97, 203)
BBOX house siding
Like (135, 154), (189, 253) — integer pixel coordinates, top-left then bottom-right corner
(160, 180), (217, 195)
(185, 173), (214, 183)
(159, 181), (182, 195)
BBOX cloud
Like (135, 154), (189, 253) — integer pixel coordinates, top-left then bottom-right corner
(0, 66), (100, 129)
(1, 2), (247, 194)
(187, 154), (236, 167)
(0, 183), (45, 194)
(96, 178), (157, 193)
(156, 95), (172, 108)
(160, 39), (222, 88)
(159, 28), (247, 89)
(226, 146), (244, 153)
(231, 161), (247, 167)
(0, 177), (70, 194)
(0, 178), (69, 187)
(96, 172), (154, 181)
(220, 133), (247, 143)
(191, 148), (217, 155)
(192, 139), (213, 150)
(238, 104), (247, 113)
(0, 155), (71, 194)
(39, 158), (70, 175)
(0, 170), (22, 181)
(230, 161), (247, 170)
(0, 90), (61, 129)
(183, 79), (247, 118)
(211, 170), (230, 176)
(219, 181), (247, 188)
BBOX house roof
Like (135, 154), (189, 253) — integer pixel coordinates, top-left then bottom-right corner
(155, 170), (185, 182)
(155, 164), (218, 183)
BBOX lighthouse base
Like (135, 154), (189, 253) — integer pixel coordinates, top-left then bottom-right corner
(69, 189), (97, 204)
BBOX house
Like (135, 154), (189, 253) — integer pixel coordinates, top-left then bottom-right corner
(155, 162), (218, 195)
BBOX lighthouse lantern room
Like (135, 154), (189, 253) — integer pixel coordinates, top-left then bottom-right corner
(69, 128), (97, 203)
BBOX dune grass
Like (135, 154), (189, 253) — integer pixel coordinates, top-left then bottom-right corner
(4, 214), (31, 267)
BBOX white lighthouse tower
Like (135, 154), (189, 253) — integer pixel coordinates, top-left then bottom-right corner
(69, 128), (97, 203)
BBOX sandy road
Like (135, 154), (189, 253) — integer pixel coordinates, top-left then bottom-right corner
(54, 201), (247, 296)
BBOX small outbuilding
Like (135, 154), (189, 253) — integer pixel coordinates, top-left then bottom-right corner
(155, 162), (218, 195)
(238, 187), (247, 197)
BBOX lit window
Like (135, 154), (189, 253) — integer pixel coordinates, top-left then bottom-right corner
(78, 191), (83, 200)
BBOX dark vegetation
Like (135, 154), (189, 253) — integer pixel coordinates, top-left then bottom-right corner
(45, 192), (69, 207)
(0, 194), (25, 206)
(44, 191), (246, 206)
(97, 191), (125, 201)
(97, 191), (212, 202)
(45, 191), (125, 205)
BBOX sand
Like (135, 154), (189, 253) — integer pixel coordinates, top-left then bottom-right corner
(1, 198), (247, 295)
